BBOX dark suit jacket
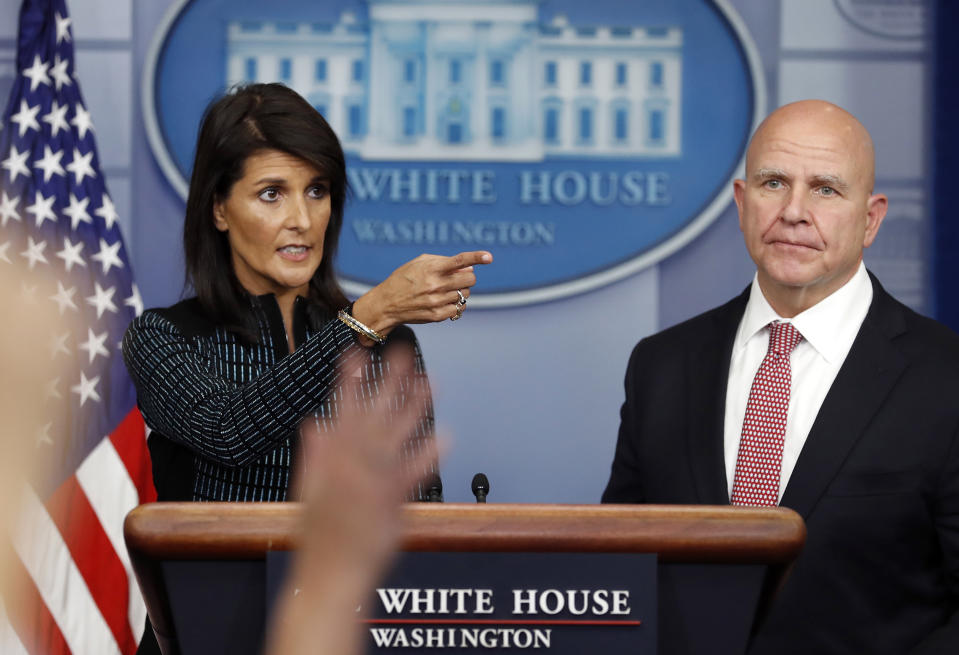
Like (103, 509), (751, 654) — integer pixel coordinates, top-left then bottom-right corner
(603, 274), (959, 654)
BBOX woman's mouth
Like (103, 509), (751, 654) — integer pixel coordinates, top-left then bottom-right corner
(278, 245), (310, 261)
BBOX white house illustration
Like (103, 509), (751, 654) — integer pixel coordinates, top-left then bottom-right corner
(225, 0), (682, 161)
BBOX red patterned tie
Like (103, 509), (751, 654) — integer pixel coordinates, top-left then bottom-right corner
(730, 321), (803, 506)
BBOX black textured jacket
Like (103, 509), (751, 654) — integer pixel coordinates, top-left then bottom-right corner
(122, 294), (437, 502)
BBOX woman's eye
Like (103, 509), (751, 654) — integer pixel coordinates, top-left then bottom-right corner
(258, 188), (279, 202)
(308, 185), (328, 199)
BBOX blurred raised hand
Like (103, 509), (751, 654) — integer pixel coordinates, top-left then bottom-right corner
(265, 345), (439, 655)
(0, 267), (79, 591)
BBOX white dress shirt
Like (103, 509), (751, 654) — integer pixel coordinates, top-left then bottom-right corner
(723, 262), (873, 502)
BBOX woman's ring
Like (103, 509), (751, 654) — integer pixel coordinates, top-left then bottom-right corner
(450, 305), (465, 321)
(456, 289), (467, 307)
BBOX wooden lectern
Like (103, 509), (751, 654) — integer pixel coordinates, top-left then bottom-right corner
(125, 503), (804, 655)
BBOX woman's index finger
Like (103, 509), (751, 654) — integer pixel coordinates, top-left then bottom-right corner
(443, 250), (493, 271)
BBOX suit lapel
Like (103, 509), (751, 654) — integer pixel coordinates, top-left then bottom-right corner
(686, 291), (748, 504)
(779, 278), (908, 519)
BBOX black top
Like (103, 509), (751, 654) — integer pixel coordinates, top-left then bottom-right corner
(122, 294), (437, 502)
(603, 275), (959, 654)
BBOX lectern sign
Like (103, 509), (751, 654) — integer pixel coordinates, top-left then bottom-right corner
(267, 551), (656, 653)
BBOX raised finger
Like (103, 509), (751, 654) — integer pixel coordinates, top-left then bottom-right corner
(337, 346), (412, 428)
(334, 356), (369, 423)
(366, 345), (417, 419)
(387, 379), (431, 456)
(338, 347), (422, 463)
(398, 435), (446, 495)
(375, 353), (432, 453)
(440, 250), (493, 272)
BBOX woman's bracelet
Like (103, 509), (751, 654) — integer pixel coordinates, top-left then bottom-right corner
(338, 306), (386, 345)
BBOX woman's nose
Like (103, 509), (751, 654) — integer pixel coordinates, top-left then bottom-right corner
(285, 198), (310, 231)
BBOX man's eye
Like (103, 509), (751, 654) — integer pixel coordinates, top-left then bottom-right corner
(819, 186), (836, 197)
(258, 188), (279, 202)
(764, 179), (782, 190)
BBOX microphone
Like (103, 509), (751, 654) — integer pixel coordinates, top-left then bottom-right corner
(471, 473), (489, 503)
(426, 475), (443, 502)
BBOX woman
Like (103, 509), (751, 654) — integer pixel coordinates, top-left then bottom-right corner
(122, 83), (490, 506)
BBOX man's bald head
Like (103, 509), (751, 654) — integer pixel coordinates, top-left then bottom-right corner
(733, 99), (888, 317)
(746, 100), (877, 193)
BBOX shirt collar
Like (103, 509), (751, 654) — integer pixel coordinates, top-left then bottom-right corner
(734, 262), (873, 364)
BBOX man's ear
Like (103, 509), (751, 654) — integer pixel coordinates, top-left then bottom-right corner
(862, 193), (888, 249)
(213, 200), (229, 233)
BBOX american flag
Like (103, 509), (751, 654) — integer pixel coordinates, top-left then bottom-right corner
(0, 0), (156, 653)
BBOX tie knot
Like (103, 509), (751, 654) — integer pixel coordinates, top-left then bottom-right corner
(767, 321), (803, 356)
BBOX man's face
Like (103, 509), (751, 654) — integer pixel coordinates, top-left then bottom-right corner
(734, 104), (887, 315)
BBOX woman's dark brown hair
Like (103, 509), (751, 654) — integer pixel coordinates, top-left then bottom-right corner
(183, 83), (349, 338)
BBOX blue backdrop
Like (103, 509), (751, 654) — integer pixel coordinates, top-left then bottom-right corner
(0, 0), (948, 503)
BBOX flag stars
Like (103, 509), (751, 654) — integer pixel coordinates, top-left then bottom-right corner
(20, 236), (48, 269)
(22, 54), (51, 92)
(34, 146), (65, 182)
(26, 190), (57, 228)
(10, 99), (40, 137)
(50, 331), (70, 358)
(42, 100), (70, 136)
(71, 371), (101, 406)
(66, 148), (96, 185)
(125, 284), (144, 316)
(20, 282), (38, 303)
(0, 192), (20, 227)
(49, 281), (78, 314)
(79, 328), (109, 364)
(86, 282), (118, 318)
(91, 238), (123, 274)
(2, 145), (30, 182)
(55, 12), (72, 44)
(63, 193), (92, 230)
(71, 103), (94, 139)
(56, 237), (85, 272)
(95, 195), (119, 229)
(49, 55), (71, 91)
(36, 422), (54, 448)
(44, 378), (62, 400)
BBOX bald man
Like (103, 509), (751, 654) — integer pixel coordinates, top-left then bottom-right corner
(604, 100), (959, 654)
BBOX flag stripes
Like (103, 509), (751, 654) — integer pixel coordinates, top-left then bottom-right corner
(107, 409), (157, 507)
(12, 488), (121, 655)
(2, 553), (70, 655)
(47, 478), (137, 652)
(76, 425), (149, 638)
(0, 596), (30, 655)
